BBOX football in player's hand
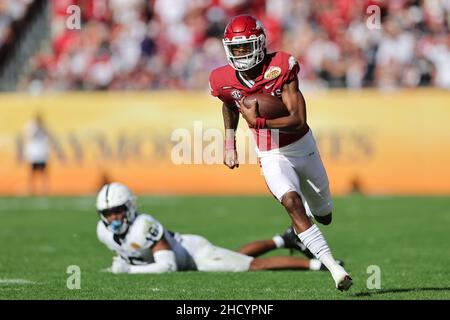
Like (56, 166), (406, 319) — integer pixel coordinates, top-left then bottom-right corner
(243, 93), (289, 119)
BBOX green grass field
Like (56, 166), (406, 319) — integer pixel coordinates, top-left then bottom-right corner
(0, 195), (449, 300)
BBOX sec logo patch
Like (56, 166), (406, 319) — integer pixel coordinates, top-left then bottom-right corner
(231, 89), (242, 100)
(264, 66), (281, 80)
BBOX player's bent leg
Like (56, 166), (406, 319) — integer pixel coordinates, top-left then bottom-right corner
(238, 239), (276, 257)
(249, 256), (310, 271)
(299, 178), (333, 225)
(280, 193), (352, 290)
(196, 246), (253, 272)
(295, 139), (334, 225)
(259, 153), (301, 204)
(239, 229), (315, 257)
(278, 226), (314, 258)
(259, 141), (352, 290)
(183, 235), (254, 272)
(295, 224), (353, 291)
(281, 191), (313, 233)
(314, 212), (332, 225)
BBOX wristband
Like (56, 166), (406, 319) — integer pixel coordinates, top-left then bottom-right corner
(255, 117), (266, 129)
(225, 139), (235, 150)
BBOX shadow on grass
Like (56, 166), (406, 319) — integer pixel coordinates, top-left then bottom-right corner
(353, 287), (450, 297)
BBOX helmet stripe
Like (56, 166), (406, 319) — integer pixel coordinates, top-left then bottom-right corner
(105, 184), (110, 208)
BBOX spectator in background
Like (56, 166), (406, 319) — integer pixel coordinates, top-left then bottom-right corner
(0, 0), (34, 48)
(18, 0), (450, 92)
(19, 113), (64, 195)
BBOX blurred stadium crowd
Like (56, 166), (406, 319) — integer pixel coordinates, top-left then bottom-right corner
(0, 0), (34, 47)
(3, 0), (449, 92)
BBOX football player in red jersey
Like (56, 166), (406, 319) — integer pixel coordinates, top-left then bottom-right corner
(209, 14), (352, 291)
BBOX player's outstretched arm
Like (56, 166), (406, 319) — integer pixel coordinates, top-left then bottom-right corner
(222, 102), (240, 169)
(265, 79), (307, 131)
(127, 238), (177, 274)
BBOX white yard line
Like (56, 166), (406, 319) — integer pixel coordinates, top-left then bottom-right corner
(0, 278), (36, 285)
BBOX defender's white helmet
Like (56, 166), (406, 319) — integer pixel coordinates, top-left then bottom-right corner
(96, 182), (137, 235)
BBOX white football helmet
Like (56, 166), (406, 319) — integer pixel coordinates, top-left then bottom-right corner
(96, 182), (137, 235)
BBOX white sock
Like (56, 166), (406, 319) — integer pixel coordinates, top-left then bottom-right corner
(309, 259), (322, 271)
(297, 224), (341, 274)
(272, 235), (285, 248)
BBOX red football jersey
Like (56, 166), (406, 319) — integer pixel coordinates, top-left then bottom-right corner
(209, 51), (309, 151)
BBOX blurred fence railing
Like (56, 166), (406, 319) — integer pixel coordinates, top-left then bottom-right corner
(0, 89), (449, 196)
(0, 0), (50, 91)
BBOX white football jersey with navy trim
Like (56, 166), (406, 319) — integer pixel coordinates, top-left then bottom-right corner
(97, 213), (196, 270)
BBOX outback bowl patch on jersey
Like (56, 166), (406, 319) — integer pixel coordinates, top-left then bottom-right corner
(264, 66), (281, 80)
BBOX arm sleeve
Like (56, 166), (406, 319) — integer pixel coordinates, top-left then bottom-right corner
(209, 71), (233, 104)
(283, 55), (300, 84)
(209, 72), (220, 97)
(128, 250), (177, 274)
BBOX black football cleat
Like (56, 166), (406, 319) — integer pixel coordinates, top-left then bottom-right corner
(337, 275), (353, 292)
(320, 259), (345, 271)
(280, 226), (315, 259)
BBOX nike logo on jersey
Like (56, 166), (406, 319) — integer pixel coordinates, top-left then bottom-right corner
(265, 83), (275, 90)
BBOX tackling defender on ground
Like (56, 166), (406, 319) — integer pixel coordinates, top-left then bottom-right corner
(95, 182), (343, 274)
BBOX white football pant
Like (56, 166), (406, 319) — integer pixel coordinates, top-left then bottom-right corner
(258, 129), (333, 217)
